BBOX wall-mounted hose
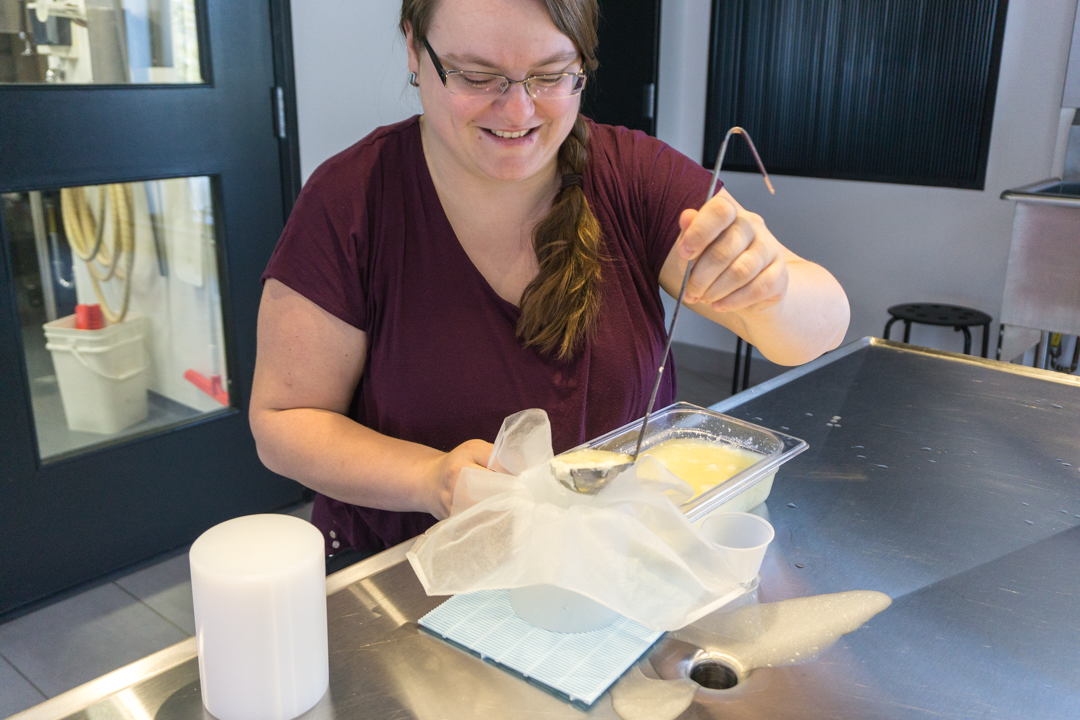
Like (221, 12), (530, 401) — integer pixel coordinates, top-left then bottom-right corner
(59, 184), (135, 324)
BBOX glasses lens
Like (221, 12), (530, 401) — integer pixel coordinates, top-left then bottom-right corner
(445, 72), (507, 96)
(528, 74), (584, 99)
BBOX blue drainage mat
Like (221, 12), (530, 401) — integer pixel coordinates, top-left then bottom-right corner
(419, 589), (663, 708)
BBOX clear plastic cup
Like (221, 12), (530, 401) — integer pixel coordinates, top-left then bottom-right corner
(701, 512), (775, 585)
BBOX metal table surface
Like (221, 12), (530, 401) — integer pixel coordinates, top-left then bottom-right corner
(16, 338), (1080, 720)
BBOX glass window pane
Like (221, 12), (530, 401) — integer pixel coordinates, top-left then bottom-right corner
(0, 0), (203, 84)
(2, 176), (228, 461)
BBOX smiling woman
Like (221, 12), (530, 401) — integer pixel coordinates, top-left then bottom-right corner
(403, 0), (604, 359)
(248, 0), (850, 561)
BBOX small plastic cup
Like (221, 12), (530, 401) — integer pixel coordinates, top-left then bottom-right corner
(701, 511), (775, 585)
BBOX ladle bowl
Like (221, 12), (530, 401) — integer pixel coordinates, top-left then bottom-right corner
(553, 461), (635, 494)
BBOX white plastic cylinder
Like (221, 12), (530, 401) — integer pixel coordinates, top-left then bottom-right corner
(189, 514), (328, 720)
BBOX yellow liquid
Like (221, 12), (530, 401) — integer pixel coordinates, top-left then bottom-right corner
(642, 438), (762, 497)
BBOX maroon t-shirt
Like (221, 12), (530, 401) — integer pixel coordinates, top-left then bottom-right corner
(263, 116), (715, 554)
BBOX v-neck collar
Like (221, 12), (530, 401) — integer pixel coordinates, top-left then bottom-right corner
(410, 118), (534, 320)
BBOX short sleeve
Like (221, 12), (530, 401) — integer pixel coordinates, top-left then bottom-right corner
(261, 157), (369, 331)
(594, 124), (716, 279)
(639, 139), (716, 277)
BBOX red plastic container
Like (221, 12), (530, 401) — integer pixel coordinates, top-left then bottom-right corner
(75, 304), (104, 330)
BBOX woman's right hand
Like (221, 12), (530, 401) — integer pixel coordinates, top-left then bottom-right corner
(424, 439), (496, 520)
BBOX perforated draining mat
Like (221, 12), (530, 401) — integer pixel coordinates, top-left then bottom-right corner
(419, 589), (663, 707)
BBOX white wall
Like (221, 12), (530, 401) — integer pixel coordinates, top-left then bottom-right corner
(657, 0), (1079, 357)
(291, 1), (421, 182)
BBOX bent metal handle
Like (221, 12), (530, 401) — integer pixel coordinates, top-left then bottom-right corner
(631, 128), (775, 461)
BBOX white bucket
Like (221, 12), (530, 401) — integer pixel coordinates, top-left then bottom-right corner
(43, 314), (151, 434)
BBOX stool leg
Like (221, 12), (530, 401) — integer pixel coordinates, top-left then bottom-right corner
(732, 338), (743, 396)
(959, 326), (972, 355)
(903, 321), (911, 343)
(1036, 331), (1050, 369)
(982, 323), (989, 358)
(742, 343), (752, 392)
(884, 317), (898, 340)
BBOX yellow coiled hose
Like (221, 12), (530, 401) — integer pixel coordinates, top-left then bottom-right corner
(59, 184), (135, 324)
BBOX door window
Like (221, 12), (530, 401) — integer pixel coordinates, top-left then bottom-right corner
(2, 176), (229, 461)
(0, 0), (203, 84)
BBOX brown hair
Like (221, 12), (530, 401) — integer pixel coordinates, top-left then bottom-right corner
(401, 0), (603, 361)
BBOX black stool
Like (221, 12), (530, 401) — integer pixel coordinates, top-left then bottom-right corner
(883, 303), (992, 357)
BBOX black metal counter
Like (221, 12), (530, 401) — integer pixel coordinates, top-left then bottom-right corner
(14, 338), (1080, 719)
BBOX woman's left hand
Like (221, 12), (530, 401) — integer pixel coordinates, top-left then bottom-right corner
(659, 187), (850, 366)
(670, 188), (789, 314)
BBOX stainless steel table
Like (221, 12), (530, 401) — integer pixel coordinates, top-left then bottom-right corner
(16, 339), (1080, 720)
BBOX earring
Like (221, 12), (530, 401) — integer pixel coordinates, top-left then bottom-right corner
(409, 72), (419, 88)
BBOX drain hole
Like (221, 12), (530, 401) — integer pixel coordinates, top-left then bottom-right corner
(689, 660), (738, 690)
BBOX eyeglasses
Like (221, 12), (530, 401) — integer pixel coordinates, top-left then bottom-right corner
(422, 38), (587, 100)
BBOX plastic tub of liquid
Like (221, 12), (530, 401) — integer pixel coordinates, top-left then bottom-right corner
(572, 402), (807, 523)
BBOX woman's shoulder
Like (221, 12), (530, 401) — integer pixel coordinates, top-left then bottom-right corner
(304, 115), (422, 192)
(583, 119), (712, 275)
(585, 119), (657, 146)
(584, 119), (710, 199)
(585, 119), (684, 169)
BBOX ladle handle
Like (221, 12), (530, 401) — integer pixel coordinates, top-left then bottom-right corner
(631, 127), (774, 461)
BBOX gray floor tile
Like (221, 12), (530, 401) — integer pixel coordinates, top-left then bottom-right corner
(0, 583), (187, 698)
(115, 553), (196, 636)
(672, 341), (733, 375)
(675, 367), (730, 407)
(0, 654), (46, 719)
(672, 342), (787, 402)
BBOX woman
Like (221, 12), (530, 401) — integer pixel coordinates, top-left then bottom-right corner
(250, 0), (849, 558)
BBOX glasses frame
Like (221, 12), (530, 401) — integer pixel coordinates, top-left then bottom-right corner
(421, 38), (587, 99)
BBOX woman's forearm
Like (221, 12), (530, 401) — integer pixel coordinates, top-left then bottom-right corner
(664, 189), (849, 365)
(697, 258), (850, 366)
(734, 259), (849, 365)
(252, 407), (455, 517)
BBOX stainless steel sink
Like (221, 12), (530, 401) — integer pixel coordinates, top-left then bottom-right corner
(999, 177), (1080, 365)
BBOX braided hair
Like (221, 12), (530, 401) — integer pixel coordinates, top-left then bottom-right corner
(401, 0), (603, 360)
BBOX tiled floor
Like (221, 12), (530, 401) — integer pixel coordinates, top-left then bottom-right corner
(0, 342), (784, 719)
(0, 583), (189, 700)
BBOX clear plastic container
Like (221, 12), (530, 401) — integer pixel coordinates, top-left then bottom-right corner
(573, 402), (807, 522)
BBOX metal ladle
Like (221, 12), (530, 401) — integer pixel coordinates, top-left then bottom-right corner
(554, 127), (775, 494)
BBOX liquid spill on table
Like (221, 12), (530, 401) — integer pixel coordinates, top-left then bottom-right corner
(609, 667), (698, 720)
(609, 590), (891, 720)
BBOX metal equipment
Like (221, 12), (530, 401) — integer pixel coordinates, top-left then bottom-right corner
(15, 338), (1080, 720)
